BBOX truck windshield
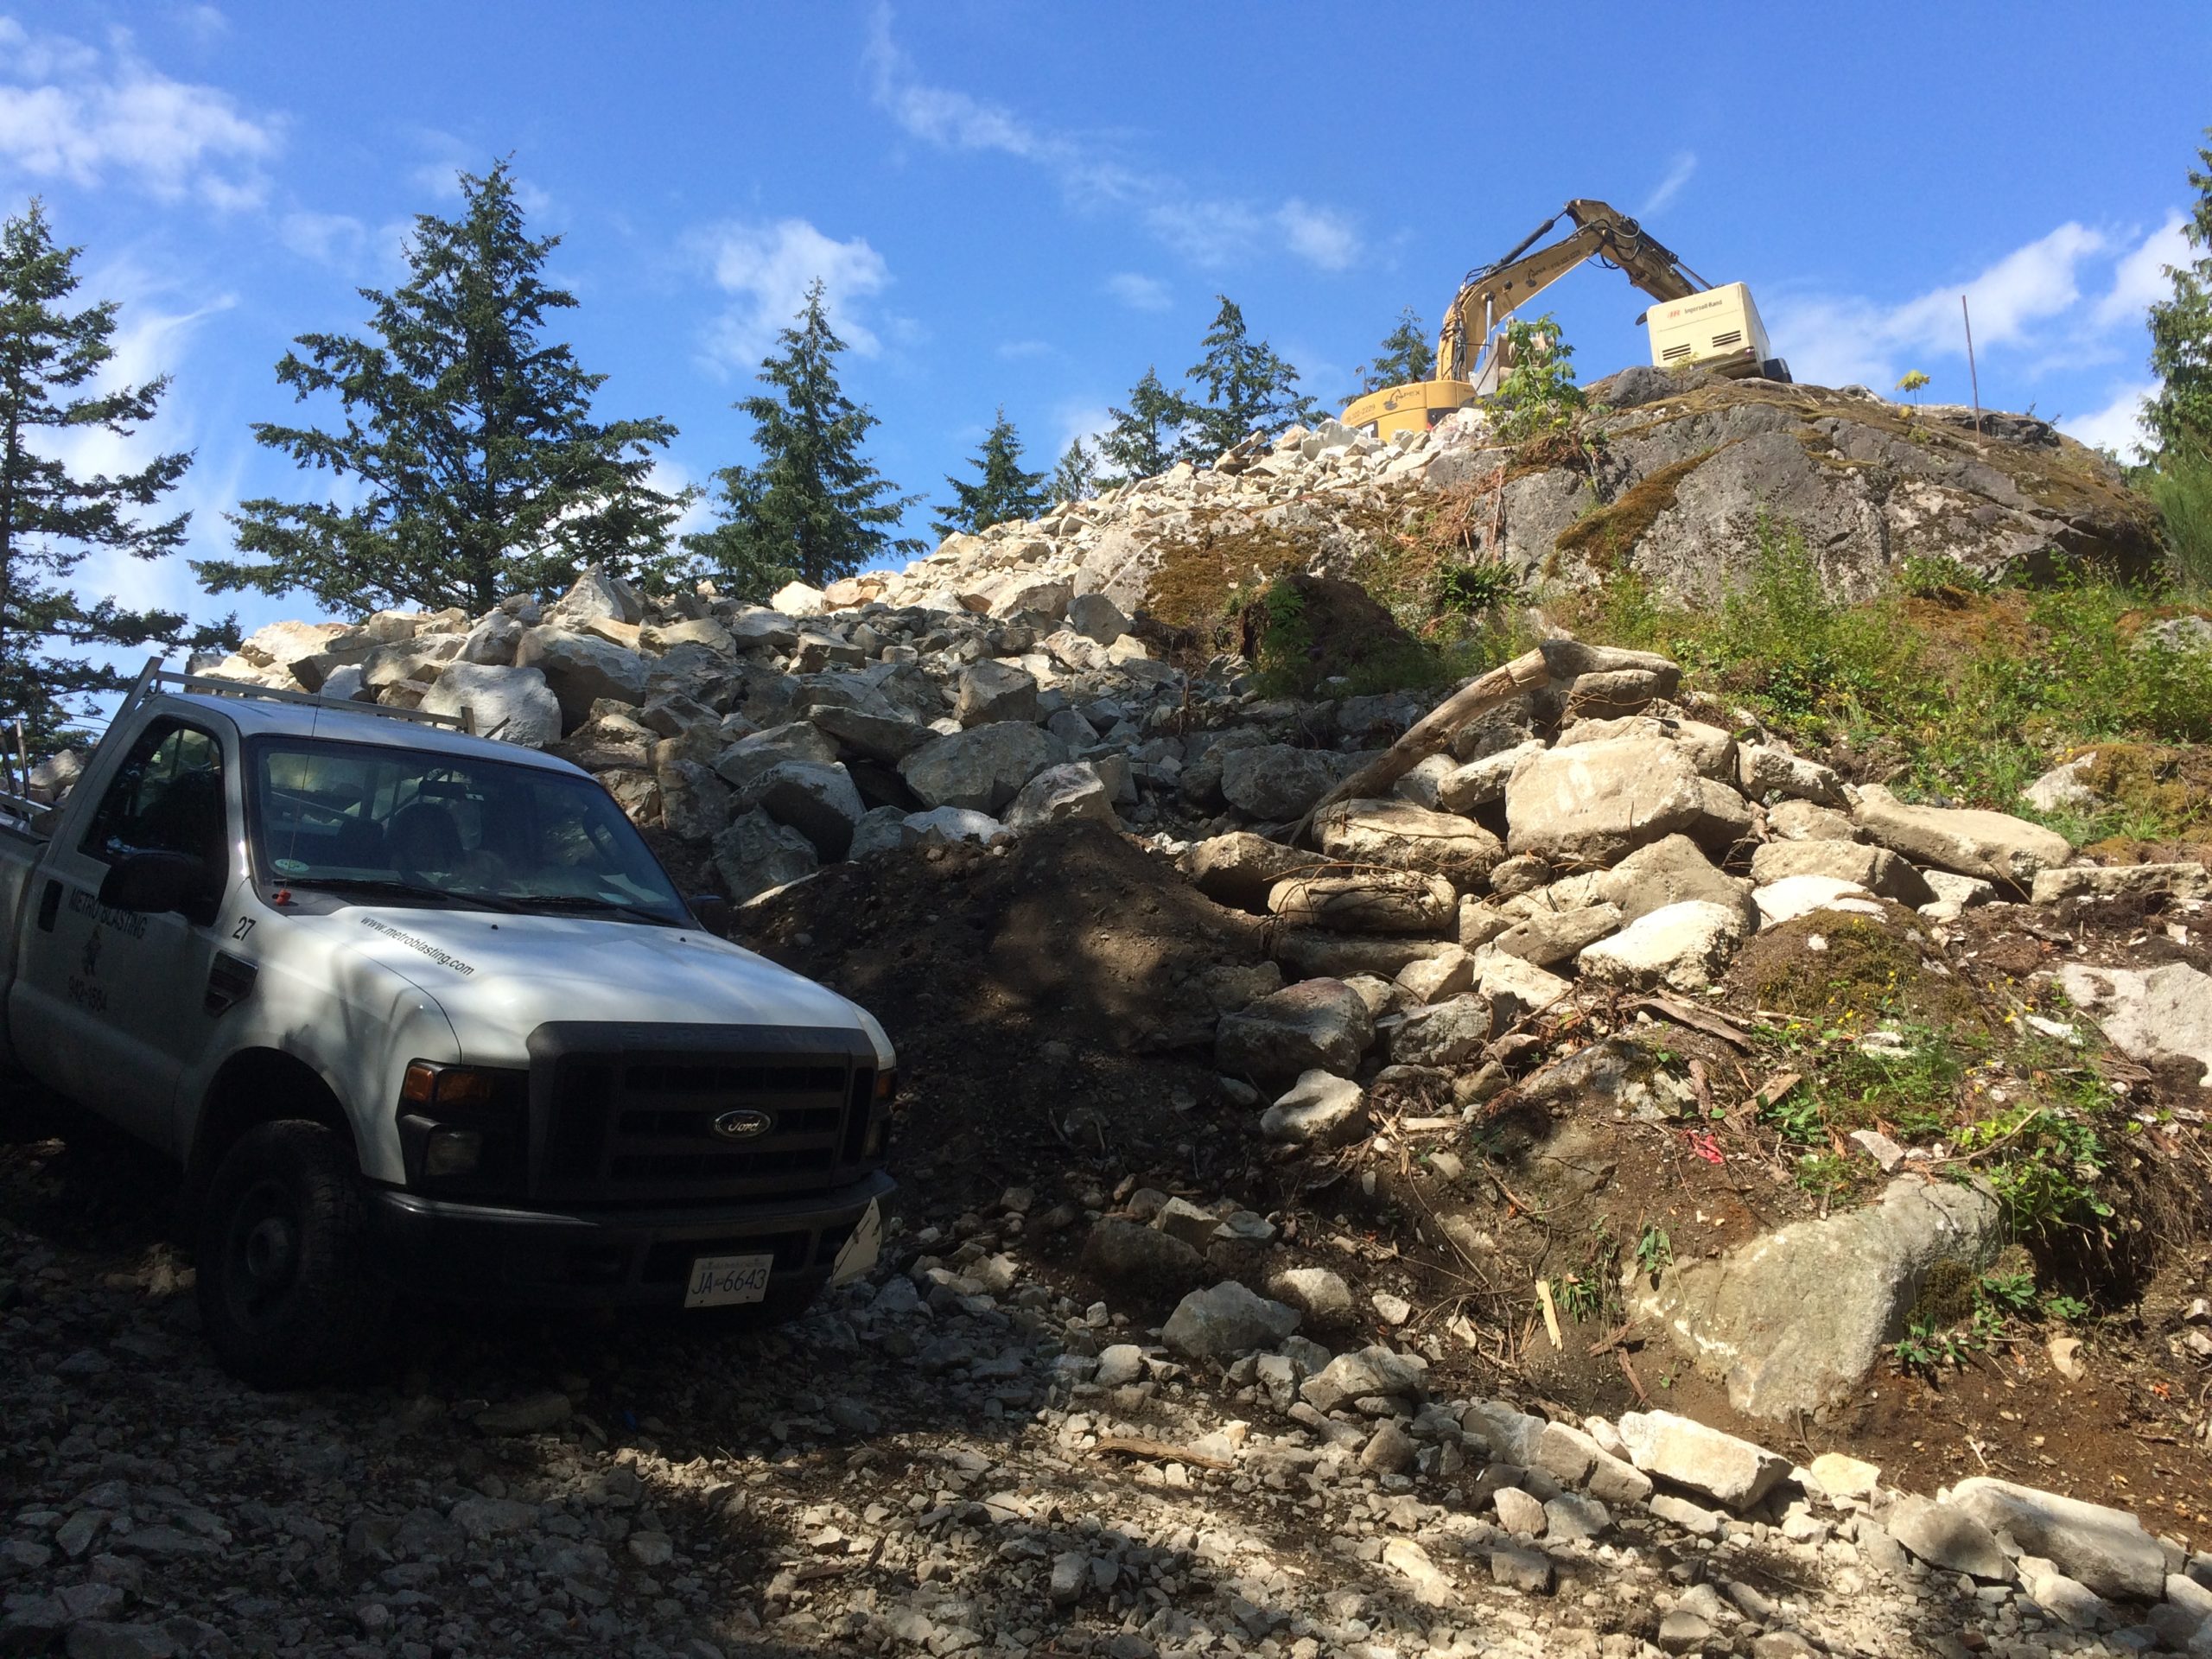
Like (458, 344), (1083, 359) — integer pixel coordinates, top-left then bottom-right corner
(247, 736), (690, 926)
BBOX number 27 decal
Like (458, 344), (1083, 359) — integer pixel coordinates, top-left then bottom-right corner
(231, 918), (257, 942)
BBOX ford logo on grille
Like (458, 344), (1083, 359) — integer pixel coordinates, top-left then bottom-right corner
(711, 1109), (773, 1141)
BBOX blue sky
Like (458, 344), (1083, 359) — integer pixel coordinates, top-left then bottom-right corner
(3, 2), (2209, 641)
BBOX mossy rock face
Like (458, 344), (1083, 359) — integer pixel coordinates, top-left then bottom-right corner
(1908, 1256), (1979, 1326)
(1535, 378), (2161, 601)
(1236, 573), (1421, 698)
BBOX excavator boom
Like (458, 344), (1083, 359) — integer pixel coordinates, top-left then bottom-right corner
(1436, 199), (1706, 383)
(1343, 198), (1783, 441)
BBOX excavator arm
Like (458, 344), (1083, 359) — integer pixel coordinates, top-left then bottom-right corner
(1436, 199), (1708, 385)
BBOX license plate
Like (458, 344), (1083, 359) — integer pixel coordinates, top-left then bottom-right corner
(683, 1252), (774, 1308)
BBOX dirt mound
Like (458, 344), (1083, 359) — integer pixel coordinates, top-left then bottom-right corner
(738, 822), (1268, 1217)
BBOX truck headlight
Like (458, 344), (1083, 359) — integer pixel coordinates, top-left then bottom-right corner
(863, 1067), (896, 1158)
(397, 1062), (528, 1193)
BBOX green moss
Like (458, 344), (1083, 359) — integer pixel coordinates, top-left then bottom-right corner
(1910, 1258), (1980, 1326)
(1554, 447), (1727, 573)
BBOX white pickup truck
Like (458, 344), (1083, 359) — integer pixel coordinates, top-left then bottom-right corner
(0, 665), (894, 1387)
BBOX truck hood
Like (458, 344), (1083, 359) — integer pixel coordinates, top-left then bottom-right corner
(295, 905), (893, 1066)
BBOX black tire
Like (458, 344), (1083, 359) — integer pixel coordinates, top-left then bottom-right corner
(194, 1120), (391, 1389)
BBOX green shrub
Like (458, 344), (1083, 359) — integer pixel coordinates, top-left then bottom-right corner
(2138, 448), (2212, 594)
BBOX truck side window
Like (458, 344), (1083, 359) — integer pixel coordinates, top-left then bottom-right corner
(79, 720), (227, 867)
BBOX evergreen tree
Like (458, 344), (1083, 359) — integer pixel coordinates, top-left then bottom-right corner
(684, 279), (919, 596)
(1049, 435), (1099, 505)
(2145, 128), (2212, 461)
(1354, 307), (1436, 393)
(0, 200), (232, 749)
(199, 161), (685, 617)
(1182, 295), (1321, 457)
(1099, 365), (1190, 481)
(933, 408), (1047, 537)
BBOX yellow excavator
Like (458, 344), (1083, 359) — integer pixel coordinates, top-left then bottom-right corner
(1343, 199), (1789, 441)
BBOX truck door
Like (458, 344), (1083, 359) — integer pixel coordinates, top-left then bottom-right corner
(10, 716), (235, 1154)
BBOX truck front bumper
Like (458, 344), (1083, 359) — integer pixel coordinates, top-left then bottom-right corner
(365, 1170), (893, 1310)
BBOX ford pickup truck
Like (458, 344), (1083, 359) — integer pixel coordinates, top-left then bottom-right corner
(0, 664), (894, 1387)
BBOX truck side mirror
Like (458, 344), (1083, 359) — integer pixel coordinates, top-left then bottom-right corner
(688, 893), (733, 938)
(99, 850), (222, 925)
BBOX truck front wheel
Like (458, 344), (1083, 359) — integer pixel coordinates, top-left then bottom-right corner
(194, 1121), (390, 1389)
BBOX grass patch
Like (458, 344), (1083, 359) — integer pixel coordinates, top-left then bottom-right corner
(1554, 519), (2212, 836)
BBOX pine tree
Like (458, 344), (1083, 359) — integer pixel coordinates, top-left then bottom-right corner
(933, 408), (1047, 537)
(1355, 307), (1435, 393)
(2145, 128), (2212, 461)
(1049, 435), (1099, 505)
(1099, 366), (1190, 482)
(199, 161), (686, 617)
(0, 200), (232, 749)
(1182, 296), (1321, 458)
(684, 279), (919, 596)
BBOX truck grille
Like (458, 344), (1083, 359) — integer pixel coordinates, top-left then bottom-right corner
(526, 1022), (878, 1205)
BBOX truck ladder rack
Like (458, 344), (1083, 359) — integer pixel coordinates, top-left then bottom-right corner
(121, 659), (476, 734)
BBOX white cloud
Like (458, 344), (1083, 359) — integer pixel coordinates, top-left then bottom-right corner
(277, 209), (366, 266)
(1051, 400), (1115, 459)
(1771, 222), (2111, 390)
(995, 339), (1052, 361)
(2062, 380), (2156, 461)
(1104, 271), (1172, 312)
(647, 456), (715, 540)
(1274, 199), (1357, 272)
(2094, 212), (2189, 330)
(692, 217), (893, 368)
(866, 10), (1359, 271)
(0, 16), (279, 209)
(1639, 151), (1697, 218)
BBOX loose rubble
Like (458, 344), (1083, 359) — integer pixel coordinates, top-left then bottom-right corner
(9, 388), (2209, 1659)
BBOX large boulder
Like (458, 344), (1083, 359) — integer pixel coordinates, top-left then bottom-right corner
(954, 661), (1041, 728)
(1945, 1479), (2165, 1600)
(715, 721), (842, 792)
(1219, 745), (1352, 821)
(516, 627), (650, 728)
(1313, 798), (1503, 887)
(549, 569), (645, 626)
(1595, 834), (1758, 925)
(1850, 783), (2071, 890)
(1577, 900), (1749, 993)
(711, 809), (818, 902)
(807, 702), (931, 764)
(1616, 1410), (1788, 1510)
(1387, 993), (1494, 1065)
(1267, 871), (1457, 936)
(1006, 762), (1118, 833)
(1632, 1178), (2005, 1418)
(1506, 737), (1747, 867)
(417, 663), (563, 749)
(1491, 902), (1624, 969)
(735, 760), (865, 860)
(899, 722), (1065, 812)
(1750, 838), (1936, 906)
(1161, 1281), (1300, 1361)
(1261, 1071), (1369, 1146)
(1887, 1496), (2011, 1581)
(1215, 979), (1375, 1089)
(1187, 832), (1325, 909)
(2057, 961), (2212, 1085)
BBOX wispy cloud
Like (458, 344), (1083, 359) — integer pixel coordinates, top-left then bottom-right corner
(2064, 379), (2155, 461)
(1103, 272), (1171, 312)
(865, 10), (1359, 272)
(277, 209), (365, 266)
(1639, 151), (1697, 218)
(691, 216), (893, 370)
(1772, 222), (2110, 390)
(0, 15), (279, 209)
(2094, 212), (2188, 330)
(995, 339), (1052, 361)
